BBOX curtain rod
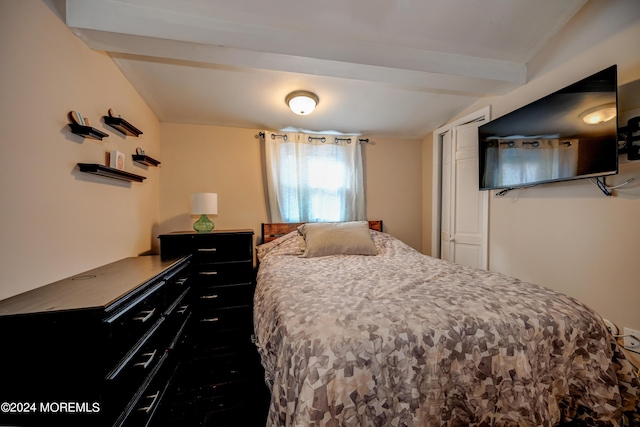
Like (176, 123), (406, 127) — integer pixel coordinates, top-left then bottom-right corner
(258, 132), (369, 143)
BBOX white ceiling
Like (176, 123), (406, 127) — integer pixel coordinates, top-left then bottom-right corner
(65, 0), (587, 139)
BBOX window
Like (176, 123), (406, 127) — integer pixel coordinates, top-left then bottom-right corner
(489, 139), (579, 187)
(264, 132), (366, 223)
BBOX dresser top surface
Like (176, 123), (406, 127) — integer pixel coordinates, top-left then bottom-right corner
(159, 229), (254, 236)
(0, 256), (187, 317)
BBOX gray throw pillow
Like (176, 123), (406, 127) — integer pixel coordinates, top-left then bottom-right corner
(297, 221), (378, 258)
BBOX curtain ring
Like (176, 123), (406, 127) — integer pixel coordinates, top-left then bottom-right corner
(308, 136), (326, 143)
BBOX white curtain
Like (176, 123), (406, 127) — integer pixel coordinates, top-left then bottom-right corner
(264, 131), (366, 223)
(496, 138), (578, 187)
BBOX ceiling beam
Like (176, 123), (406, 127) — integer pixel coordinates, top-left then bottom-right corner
(66, 0), (525, 96)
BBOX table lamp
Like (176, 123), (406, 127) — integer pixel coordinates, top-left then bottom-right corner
(191, 193), (218, 232)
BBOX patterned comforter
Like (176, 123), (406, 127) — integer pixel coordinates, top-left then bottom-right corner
(254, 231), (640, 426)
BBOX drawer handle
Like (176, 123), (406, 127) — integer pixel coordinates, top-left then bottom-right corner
(134, 349), (157, 369)
(200, 294), (218, 299)
(201, 317), (219, 322)
(176, 278), (188, 285)
(133, 308), (156, 323)
(198, 248), (217, 252)
(199, 271), (218, 276)
(137, 391), (160, 414)
(176, 304), (189, 315)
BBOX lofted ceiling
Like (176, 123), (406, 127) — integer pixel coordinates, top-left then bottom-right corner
(65, 0), (587, 139)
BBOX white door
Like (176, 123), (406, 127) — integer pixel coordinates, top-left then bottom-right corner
(439, 120), (488, 269)
(440, 130), (453, 262)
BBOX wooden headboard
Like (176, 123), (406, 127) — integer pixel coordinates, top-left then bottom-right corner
(262, 220), (383, 244)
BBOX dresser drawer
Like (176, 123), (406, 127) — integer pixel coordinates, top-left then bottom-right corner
(189, 341), (262, 378)
(113, 313), (192, 427)
(105, 292), (190, 411)
(197, 305), (253, 332)
(191, 329), (255, 355)
(193, 261), (254, 286)
(104, 317), (168, 416)
(195, 283), (254, 309)
(168, 379), (254, 424)
(115, 351), (180, 427)
(164, 292), (194, 354)
(192, 234), (252, 264)
(104, 280), (167, 367)
(164, 287), (191, 319)
(162, 261), (191, 303)
(196, 352), (258, 384)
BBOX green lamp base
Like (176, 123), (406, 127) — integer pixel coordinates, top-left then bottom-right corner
(193, 214), (215, 233)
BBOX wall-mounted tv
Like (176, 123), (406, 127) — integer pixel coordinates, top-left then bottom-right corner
(478, 65), (618, 191)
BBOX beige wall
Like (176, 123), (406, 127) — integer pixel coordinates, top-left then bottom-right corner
(0, 0), (161, 300)
(159, 124), (423, 252)
(362, 137), (423, 250)
(158, 124), (269, 246)
(437, 0), (640, 331)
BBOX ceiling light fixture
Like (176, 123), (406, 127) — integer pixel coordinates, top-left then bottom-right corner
(285, 91), (319, 115)
(581, 103), (617, 125)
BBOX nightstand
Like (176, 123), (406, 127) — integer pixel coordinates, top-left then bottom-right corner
(157, 230), (268, 426)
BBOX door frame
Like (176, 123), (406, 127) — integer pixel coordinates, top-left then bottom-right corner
(431, 106), (491, 262)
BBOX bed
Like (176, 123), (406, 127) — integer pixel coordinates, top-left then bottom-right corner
(253, 221), (640, 427)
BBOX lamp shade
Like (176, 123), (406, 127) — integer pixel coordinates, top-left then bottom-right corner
(191, 193), (218, 215)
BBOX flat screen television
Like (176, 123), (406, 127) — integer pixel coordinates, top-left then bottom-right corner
(478, 65), (618, 191)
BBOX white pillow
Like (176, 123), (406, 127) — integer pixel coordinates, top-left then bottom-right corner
(297, 221), (378, 258)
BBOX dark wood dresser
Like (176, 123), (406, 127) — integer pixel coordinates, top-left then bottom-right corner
(0, 255), (192, 427)
(157, 230), (268, 427)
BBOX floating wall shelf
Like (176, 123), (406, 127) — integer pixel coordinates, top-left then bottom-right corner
(68, 124), (109, 141)
(103, 116), (143, 137)
(77, 163), (146, 182)
(132, 154), (161, 167)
